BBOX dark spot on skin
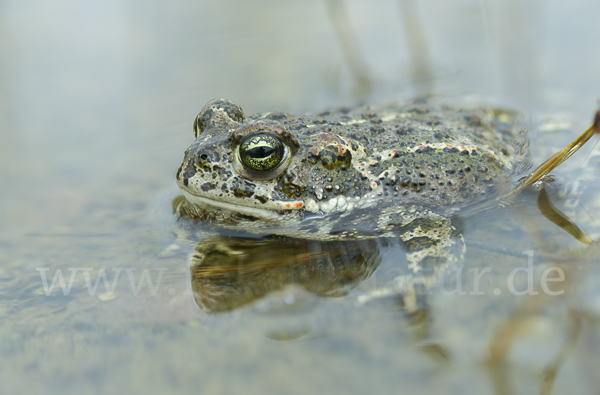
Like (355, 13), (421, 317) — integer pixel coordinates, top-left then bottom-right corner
(277, 170), (306, 198)
(233, 188), (254, 198)
(201, 182), (216, 192)
(460, 150), (469, 156)
(254, 195), (269, 204)
(416, 146), (435, 154)
(443, 147), (460, 154)
(370, 126), (385, 134)
(433, 132), (444, 139)
(396, 126), (415, 136)
(231, 178), (255, 198)
(445, 166), (456, 175)
(477, 164), (489, 173)
(183, 178), (189, 187)
(214, 165), (232, 178)
(309, 143), (353, 171)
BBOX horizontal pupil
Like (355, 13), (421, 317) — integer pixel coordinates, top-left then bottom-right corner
(248, 145), (274, 158)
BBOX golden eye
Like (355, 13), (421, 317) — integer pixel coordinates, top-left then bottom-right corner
(239, 134), (284, 172)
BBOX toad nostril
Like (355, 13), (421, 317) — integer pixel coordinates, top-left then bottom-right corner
(199, 153), (208, 161)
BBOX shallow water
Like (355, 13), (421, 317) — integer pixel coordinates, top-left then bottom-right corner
(1, 0), (600, 394)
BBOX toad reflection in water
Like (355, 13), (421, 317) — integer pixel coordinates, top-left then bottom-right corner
(189, 237), (381, 313)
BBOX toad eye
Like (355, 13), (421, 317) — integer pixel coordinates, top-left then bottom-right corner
(239, 134), (284, 172)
